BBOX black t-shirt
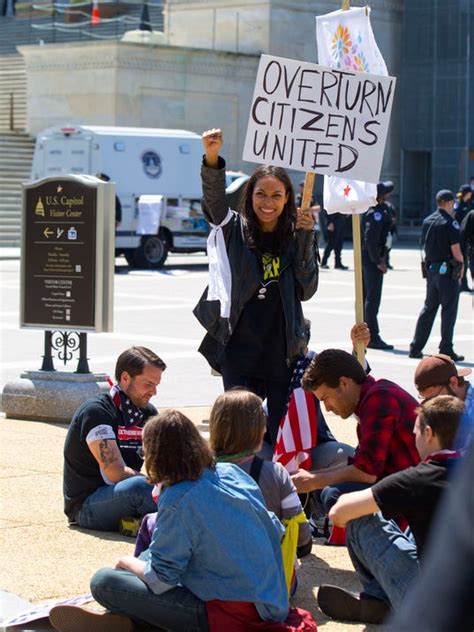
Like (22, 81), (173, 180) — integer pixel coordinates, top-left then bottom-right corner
(422, 209), (460, 263)
(372, 456), (459, 557)
(63, 392), (156, 520)
(223, 233), (288, 380)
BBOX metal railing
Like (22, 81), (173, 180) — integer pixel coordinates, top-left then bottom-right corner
(27, 0), (164, 44)
(0, 92), (21, 132)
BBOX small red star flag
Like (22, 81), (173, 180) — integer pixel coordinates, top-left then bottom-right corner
(324, 176), (376, 215)
(91, 0), (101, 25)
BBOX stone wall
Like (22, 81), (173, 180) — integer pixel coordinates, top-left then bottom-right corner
(19, 0), (403, 181)
(19, 41), (259, 170)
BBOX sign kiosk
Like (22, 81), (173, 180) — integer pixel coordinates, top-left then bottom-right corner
(2, 176), (115, 423)
(21, 175), (114, 334)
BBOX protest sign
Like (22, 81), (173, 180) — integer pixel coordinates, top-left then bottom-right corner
(243, 54), (396, 183)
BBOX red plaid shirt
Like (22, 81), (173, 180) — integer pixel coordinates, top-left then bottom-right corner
(349, 376), (420, 479)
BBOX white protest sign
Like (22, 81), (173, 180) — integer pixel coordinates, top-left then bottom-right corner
(243, 54), (396, 183)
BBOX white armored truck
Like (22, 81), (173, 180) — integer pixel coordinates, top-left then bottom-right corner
(30, 125), (210, 268)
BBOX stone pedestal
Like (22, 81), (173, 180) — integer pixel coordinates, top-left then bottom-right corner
(1, 371), (109, 423)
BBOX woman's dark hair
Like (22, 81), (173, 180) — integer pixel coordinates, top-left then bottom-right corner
(238, 164), (296, 254)
(115, 346), (166, 382)
(209, 389), (267, 456)
(143, 410), (214, 485)
(301, 349), (367, 391)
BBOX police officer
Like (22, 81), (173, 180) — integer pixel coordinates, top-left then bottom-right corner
(362, 181), (394, 350)
(460, 209), (474, 294)
(409, 189), (464, 361)
(321, 212), (348, 269)
(455, 184), (473, 291)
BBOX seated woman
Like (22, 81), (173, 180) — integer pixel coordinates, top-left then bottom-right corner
(134, 391), (311, 562)
(49, 411), (290, 632)
(209, 389), (312, 562)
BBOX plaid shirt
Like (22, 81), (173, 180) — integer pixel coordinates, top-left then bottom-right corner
(349, 376), (420, 479)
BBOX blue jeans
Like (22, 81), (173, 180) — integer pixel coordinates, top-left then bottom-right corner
(346, 512), (419, 608)
(321, 482), (370, 514)
(91, 567), (209, 632)
(75, 476), (157, 531)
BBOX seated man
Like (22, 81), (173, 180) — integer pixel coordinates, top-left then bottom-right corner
(414, 353), (473, 449)
(318, 395), (464, 624)
(291, 349), (420, 512)
(63, 346), (166, 531)
(273, 324), (369, 471)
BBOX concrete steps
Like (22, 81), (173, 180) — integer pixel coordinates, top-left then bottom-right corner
(0, 132), (35, 247)
(0, 54), (27, 133)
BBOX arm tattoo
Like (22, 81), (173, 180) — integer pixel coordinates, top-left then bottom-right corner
(99, 439), (118, 467)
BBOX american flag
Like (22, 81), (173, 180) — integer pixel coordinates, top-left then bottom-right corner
(273, 353), (318, 472)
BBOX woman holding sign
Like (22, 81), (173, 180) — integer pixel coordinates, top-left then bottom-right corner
(194, 129), (319, 447)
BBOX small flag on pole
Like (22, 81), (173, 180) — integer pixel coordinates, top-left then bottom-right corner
(91, 0), (101, 25)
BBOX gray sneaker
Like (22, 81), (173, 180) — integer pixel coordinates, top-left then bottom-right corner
(49, 605), (134, 632)
(318, 585), (390, 624)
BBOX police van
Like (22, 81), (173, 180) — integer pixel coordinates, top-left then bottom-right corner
(31, 125), (212, 268)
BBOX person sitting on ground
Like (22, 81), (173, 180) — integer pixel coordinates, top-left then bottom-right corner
(386, 441), (474, 632)
(272, 323), (369, 535)
(414, 353), (473, 449)
(317, 395), (464, 625)
(276, 323), (369, 472)
(63, 347), (165, 531)
(134, 390), (311, 572)
(50, 411), (317, 632)
(210, 389), (312, 583)
(291, 349), (420, 513)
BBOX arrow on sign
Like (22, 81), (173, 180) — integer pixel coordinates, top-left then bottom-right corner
(43, 227), (54, 238)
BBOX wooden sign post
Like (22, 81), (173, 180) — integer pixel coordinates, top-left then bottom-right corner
(341, 0), (365, 365)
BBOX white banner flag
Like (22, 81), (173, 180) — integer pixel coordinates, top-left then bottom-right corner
(316, 7), (390, 214)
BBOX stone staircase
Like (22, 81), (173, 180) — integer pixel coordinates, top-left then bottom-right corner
(0, 133), (35, 247)
(0, 54), (27, 132)
(0, 53), (33, 247)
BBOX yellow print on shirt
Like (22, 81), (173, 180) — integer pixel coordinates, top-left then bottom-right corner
(262, 254), (280, 280)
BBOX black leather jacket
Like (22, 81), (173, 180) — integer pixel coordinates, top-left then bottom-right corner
(193, 160), (319, 372)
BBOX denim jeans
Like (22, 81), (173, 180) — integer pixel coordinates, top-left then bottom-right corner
(320, 482), (371, 514)
(75, 476), (157, 531)
(346, 512), (419, 608)
(91, 567), (209, 632)
(308, 442), (354, 518)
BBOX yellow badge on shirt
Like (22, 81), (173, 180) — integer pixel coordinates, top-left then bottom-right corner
(262, 254), (280, 280)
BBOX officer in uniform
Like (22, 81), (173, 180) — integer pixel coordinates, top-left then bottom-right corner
(454, 184), (473, 291)
(320, 212), (348, 270)
(409, 189), (464, 361)
(362, 181), (394, 350)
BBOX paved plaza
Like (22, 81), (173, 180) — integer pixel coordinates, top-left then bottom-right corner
(0, 246), (472, 631)
(1, 246), (472, 401)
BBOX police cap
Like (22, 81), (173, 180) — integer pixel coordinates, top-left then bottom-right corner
(458, 184), (471, 196)
(377, 181), (394, 197)
(435, 189), (455, 204)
